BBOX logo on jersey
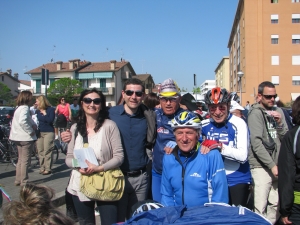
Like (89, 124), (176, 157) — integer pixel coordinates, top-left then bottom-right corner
(157, 127), (170, 134)
(190, 173), (201, 178)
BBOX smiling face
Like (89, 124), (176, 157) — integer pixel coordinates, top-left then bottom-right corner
(174, 127), (199, 152)
(81, 92), (101, 117)
(208, 103), (229, 123)
(159, 95), (181, 116)
(122, 84), (144, 114)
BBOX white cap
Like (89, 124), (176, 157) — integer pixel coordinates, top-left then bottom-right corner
(230, 100), (245, 112)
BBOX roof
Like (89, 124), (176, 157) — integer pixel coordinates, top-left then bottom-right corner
(25, 60), (91, 74)
(19, 80), (31, 86)
(135, 74), (151, 82)
(79, 61), (131, 73)
(0, 72), (20, 83)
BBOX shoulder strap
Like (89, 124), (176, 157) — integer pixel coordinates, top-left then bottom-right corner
(294, 126), (300, 155)
(259, 109), (272, 138)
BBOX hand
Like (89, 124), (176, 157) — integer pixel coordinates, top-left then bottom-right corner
(269, 111), (282, 125)
(78, 160), (100, 175)
(61, 130), (72, 143)
(281, 216), (292, 224)
(201, 140), (223, 154)
(164, 141), (177, 154)
(271, 165), (278, 177)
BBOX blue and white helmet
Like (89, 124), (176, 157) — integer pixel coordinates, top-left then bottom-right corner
(132, 201), (164, 217)
(169, 111), (202, 130)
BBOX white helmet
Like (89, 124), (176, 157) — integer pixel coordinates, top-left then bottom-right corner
(170, 111), (202, 130)
(132, 202), (164, 217)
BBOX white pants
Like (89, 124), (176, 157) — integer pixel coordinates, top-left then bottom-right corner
(251, 167), (279, 224)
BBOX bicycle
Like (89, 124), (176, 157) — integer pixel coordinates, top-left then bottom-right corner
(0, 123), (18, 167)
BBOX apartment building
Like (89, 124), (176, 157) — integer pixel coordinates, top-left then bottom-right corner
(228, 0), (300, 105)
(215, 56), (230, 90)
(200, 80), (216, 99)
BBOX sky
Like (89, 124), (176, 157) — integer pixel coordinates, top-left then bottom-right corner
(0, 0), (238, 92)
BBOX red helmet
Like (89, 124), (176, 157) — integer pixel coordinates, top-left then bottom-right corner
(204, 87), (231, 105)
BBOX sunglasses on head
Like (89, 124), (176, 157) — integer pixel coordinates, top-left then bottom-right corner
(82, 98), (101, 105)
(124, 90), (143, 97)
(262, 94), (277, 100)
(159, 96), (179, 103)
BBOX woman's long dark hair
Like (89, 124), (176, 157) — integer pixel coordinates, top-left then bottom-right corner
(76, 88), (109, 137)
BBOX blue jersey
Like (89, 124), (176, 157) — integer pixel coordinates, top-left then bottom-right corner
(201, 114), (251, 186)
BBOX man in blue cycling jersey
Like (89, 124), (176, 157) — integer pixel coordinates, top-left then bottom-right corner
(201, 87), (251, 207)
(161, 111), (228, 207)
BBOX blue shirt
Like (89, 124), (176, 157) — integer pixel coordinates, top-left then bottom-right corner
(36, 107), (55, 132)
(109, 105), (148, 171)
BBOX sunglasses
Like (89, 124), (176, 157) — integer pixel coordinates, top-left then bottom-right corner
(262, 94), (277, 100)
(61, 99), (65, 101)
(124, 90), (143, 97)
(82, 98), (101, 105)
(159, 96), (179, 103)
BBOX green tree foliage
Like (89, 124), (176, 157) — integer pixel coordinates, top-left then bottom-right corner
(193, 87), (201, 94)
(47, 78), (83, 105)
(0, 82), (13, 102)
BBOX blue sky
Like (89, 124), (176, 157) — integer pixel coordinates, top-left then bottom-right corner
(0, 0), (238, 91)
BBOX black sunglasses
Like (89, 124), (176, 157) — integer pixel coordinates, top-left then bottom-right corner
(124, 90), (143, 97)
(82, 98), (101, 105)
(262, 94), (277, 100)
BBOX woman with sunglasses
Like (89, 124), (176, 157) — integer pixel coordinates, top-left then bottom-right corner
(54, 97), (71, 139)
(65, 88), (124, 225)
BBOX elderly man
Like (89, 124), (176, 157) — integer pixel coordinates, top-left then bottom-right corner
(161, 111), (228, 207)
(152, 78), (185, 202)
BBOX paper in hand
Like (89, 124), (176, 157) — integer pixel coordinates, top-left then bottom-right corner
(73, 147), (99, 168)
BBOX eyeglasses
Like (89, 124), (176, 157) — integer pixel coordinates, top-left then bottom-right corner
(124, 90), (143, 97)
(61, 99), (65, 101)
(262, 94), (277, 100)
(82, 98), (101, 105)
(159, 96), (179, 103)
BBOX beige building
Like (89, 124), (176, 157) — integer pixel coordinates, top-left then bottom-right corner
(228, 0), (300, 106)
(215, 57), (230, 90)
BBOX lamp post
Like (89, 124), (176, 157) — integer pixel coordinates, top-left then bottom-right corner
(237, 71), (244, 105)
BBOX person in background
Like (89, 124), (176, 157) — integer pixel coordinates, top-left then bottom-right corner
(248, 81), (288, 224)
(54, 97), (71, 139)
(278, 96), (300, 225)
(180, 93), (202, 119)
(9, 91), (37, 186)
(65, 88), (124, 225)
(230, 100), (247, 122)
(161, 111), (228, 207)
(245, 101), (250, 110)
(30, 102), (38, 116)
(70, 98), (79, 122)
(35, 95), (55, 175)
(143, 92), (160, 110)
(2, 183), (74, 225)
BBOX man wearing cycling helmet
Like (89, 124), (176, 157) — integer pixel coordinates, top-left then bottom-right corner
(201, 87), (251, 207)
(152, 78), (185, 202)
(161, 111), (228, 207)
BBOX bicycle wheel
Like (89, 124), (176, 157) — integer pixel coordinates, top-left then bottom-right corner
(9, 142), (18, 167)
(51, 146), (59, 165)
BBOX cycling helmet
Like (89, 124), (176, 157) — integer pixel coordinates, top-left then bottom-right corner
(204, 87), (231, 105)
(132, 201), (164, 217)
(170, 111), (201, 130)
(229, 92), (240, 103)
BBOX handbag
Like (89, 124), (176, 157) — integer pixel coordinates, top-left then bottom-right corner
(260, 109), (276, 156)
(79, 132), (125, 201)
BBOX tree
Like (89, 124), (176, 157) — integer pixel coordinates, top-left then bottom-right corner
(0, 82), (13, 103)
(47, 78), (83, 105)
(193, 87), (201, 94)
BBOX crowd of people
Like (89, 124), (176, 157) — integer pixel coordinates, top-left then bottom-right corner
(3, 77), (300, 225)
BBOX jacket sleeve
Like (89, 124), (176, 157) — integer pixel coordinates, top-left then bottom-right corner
(208, 150), (229, 204)
(278, 131), (295, 217)
(221, 118), (249, 163)
(102, 121), (124, 171)
(276, 107), (288, 140)
(161, 155), (176, 206)
(248, 108), (275, 169)
(18, 106), (34, 134)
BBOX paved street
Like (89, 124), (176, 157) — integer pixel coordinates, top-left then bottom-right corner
(0, 151), (71, 223)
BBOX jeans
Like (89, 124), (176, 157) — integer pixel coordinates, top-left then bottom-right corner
(72, 195), (117, 225)
(14, 141), (35, 186)
(36, 132), (54, 171)
(117, 171), (149, 221)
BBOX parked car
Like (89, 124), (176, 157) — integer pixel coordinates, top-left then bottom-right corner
(0, 107), (15, 124)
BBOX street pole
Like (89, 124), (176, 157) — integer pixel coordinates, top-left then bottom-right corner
(237, 71), (244, 105)
(193, 74), (197, 101)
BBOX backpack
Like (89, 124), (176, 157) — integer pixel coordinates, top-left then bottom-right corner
(56, 114), (67, 128)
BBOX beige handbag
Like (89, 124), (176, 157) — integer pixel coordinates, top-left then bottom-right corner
(80, 168), (125, 201)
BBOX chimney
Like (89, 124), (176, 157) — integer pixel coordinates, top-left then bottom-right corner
(69, 59), (74, 69)
(56, 61), (63, 70)
(7, 69), (12, 75)
(13, 73), (19, 80)
(110, 60), (116, 70)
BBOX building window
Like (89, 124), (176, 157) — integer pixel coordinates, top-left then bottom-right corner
(272, 76), (279, 85)
(271, 35), (279, 44)
(271, 14), (279, 23)
(292, 55), (300, 65)
(292, 0), (300, 2)
(292, 76), (300, 85)
(271, 0), (278, 3)
(272, 56), (279, 65)
(292, 35), (300, 44)
(35, 80), (41, 94)
(292, 14), (300, 23)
